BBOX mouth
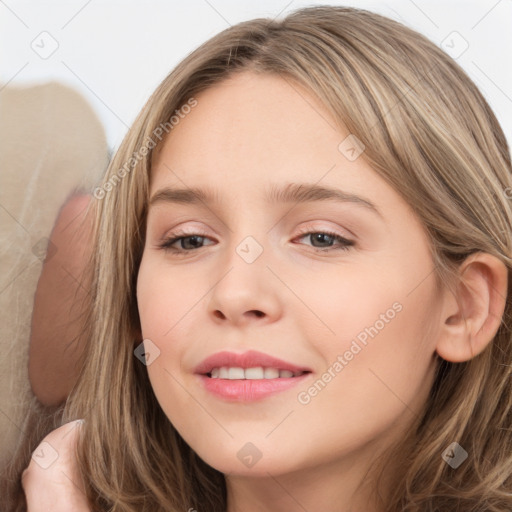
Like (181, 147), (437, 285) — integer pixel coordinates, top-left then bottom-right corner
(194, 350), (313, 402)
(205, 367), (310, 379)
(194, 349), (312, 376)
(197, 372), (311, 402)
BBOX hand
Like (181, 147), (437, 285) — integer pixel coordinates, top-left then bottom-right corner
(21, 419), (91, 511)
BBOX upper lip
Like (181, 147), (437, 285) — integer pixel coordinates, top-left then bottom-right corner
(194, 350), (312, 375)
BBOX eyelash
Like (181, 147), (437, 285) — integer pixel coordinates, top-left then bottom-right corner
(158, 227), (354, 255)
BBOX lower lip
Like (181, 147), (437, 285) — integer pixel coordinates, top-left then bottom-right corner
(197, 373), (311, 402)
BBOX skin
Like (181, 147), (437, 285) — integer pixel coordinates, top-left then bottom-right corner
(135, 71), (508, 512)
(28, 193), (93, 406)
(22, 420), (89, 511)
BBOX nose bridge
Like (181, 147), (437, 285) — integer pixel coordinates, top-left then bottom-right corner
(221, 210), (272, 277)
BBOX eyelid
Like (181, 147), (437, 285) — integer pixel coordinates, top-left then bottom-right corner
(157, 223), (213, 241)
(294, 223), (352, 240)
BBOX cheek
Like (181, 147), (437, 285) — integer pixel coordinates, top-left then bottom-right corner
(290, 264), (407, 355)
(136, 259), (207, 429)
(299, 257), (440, 406)
(137, 259), (200, 343)
(301, 268), (439, 425)
(322, 251), (439, 356)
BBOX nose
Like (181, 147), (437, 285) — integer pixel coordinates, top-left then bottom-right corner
(207, 242), (282, 327)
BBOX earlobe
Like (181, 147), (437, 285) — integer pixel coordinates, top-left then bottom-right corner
(435, 252), (508, 363)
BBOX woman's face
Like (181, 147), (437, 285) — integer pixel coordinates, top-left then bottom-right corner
(137, 71), (443, 478)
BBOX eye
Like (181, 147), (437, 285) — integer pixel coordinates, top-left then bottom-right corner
(293, 229), (354, 252)
(158, 232), (214, 254)
(157, 228), (355, 255)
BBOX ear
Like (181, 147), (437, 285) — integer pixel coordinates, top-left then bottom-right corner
(435, 252), (508, 362)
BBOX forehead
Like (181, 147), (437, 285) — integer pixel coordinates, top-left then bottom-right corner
(148, 71), (408, 222)
(153, 73), (345, 180)
(156, 73), (338, 158)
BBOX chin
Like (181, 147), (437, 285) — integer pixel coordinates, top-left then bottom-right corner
(196, 446), (302, 478)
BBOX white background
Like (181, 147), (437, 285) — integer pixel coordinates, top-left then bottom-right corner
(1, 0), (511, 152)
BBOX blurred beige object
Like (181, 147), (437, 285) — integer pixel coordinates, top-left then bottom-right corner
(0, 82), (109, 467)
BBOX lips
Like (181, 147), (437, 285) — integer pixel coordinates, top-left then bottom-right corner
(193, 350), (313, 402)
(194, 350), (312, 376)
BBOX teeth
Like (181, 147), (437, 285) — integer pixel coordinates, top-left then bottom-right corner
(209, 366), (305, 379)
(228, 367), (245, 379)
(264, 367), (279, 379)
(245, 367), (265, 379)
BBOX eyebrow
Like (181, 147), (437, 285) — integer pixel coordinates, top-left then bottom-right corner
(149, 182), (382, 217)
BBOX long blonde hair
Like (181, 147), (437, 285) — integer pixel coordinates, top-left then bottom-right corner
(7, 5), (512, 511)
